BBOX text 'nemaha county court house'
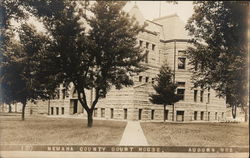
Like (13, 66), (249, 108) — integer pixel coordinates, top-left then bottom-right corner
(25, 5), (242, 122)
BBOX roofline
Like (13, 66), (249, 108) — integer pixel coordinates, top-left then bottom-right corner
(153, 13), (178, 21)
(145, 20), (163, 27)
(160, 39), (190, 43)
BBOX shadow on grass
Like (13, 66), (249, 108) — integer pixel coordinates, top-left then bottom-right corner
(1, 115), (127, 145)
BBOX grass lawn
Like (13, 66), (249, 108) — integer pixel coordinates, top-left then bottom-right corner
(141, 122), (249, 147)
(0, 113), (126, 145)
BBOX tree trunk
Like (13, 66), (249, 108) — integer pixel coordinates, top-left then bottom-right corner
(232, 105), (237, 119)
(163, 104), (166, 122)
(242, 107), (248, 122)
(48, 99), (50, 115)
(87, 111), (93, 128)
(22, 103), (26, 121)
(8, 104), (12, 113)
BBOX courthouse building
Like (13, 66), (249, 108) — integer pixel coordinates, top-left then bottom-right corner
(26, 5), (229, 122)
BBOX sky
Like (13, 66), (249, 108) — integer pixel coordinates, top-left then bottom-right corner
(12, 1), (195, 34)
(123, 1), (194, 23)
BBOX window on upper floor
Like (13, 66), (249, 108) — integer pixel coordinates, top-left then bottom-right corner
(178, 50), (186, 56)
(152, 78), (155, 84)
(200, 90), (204, 102)
(207, 93), (210, 104)
(177, 89), (185, 101)
(178, 57), (186, 69)
(146, 42), (149, 49)
(152, 44), (155, 51)
(177, 82), (185, 87)
(141, 50), (149, 63)
(139, 76), (142, 82)
(145, 50), (149, 63)
(194, 90), (198, 102)
(139, 40), (143, 47)
(145, 77), (149, 83)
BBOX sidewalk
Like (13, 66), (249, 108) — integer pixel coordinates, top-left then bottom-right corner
(119, 121), (148, 146)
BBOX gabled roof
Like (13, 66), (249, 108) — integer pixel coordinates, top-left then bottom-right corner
(128, 5), (189, 41)
(128, 4), (145, 25)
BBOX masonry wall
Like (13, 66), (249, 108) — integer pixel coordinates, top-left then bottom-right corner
(25, 14), (230, 122)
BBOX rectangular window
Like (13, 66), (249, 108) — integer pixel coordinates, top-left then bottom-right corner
(151, 110), (154, 120)
(62, 89), (66, 99)
(152, 78), (155, 84)
(200, 90), (204, 102)
(124, 109), (127, 120)
(194, 90), (198, 102)
(61, 107), (64, 115)
(177, 89), (185, 101)
(178, 50), (186, 57)
(222, 112), (224, 118)
(139, 109), (142, 120)
(111, 108), (114, 119)
(177, 82), (185, 87)
(145, 77), (149, 83)
(94, 108), (98, 117)
(207, 93), (210, 104)
(165, 110), (169, 120)
(152, 44), (155, 51)
(145, 50), (149, 63)
(178, 57), (186, 69)
(101, 108), (105, 118)
(51, 107), (54, 115)
(201, 111), (204, 120)
(139, 76), (142, 82)
(176, 111), (184, 122)
(139, 40), (143, 47)
(146, 42), (149, 49)
(208, 112), (210, 121)
(56, 107), (59, 115)
(194, 111), (197, 120)
(215, 112), (218, 120)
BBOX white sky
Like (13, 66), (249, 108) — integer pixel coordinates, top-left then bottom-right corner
(12, 1), (194, 34)
(123, 1), (194, 23)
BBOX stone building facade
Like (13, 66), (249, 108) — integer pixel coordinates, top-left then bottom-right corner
(26, 5), (229, 122)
